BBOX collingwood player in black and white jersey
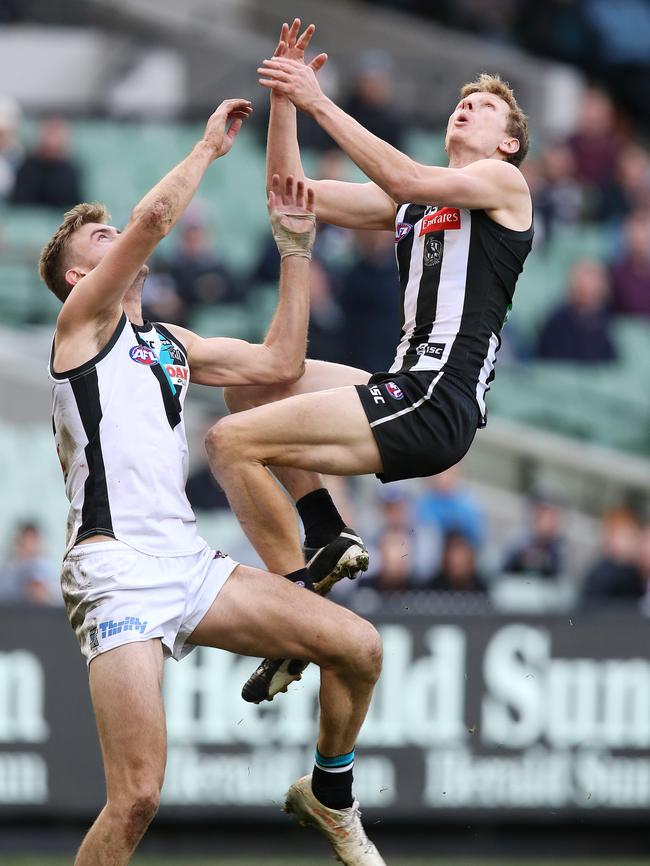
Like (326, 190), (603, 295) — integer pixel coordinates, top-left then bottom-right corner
(207, 21), (532, 703)
(40, 97), (385, 866)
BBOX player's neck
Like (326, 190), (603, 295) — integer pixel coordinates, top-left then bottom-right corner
(448, 152), (477, 169)
(447, 143), (493, 169)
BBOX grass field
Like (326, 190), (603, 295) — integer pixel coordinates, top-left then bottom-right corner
(0, 855), (648, 866)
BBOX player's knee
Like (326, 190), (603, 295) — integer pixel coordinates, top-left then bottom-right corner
(205, 416), (246, 466)
(357, 621), (383, 684)
(331, 618), (382, 684)
(113, 785), (160, 841)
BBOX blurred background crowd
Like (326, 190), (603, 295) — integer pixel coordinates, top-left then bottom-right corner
(0, 0), (649, 617)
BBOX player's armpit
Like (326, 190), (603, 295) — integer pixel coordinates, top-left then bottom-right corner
(308, 179), (396, 230)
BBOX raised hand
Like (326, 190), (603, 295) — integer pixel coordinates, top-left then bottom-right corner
(203, 98), (253, 159)
(268, 173), (316, 259)
(274, 18), (324, 66)
(258, 57), (326, 115)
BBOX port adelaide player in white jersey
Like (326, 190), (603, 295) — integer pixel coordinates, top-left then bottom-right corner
(42, 97), (386, 866)
(207, 20), (533, 704)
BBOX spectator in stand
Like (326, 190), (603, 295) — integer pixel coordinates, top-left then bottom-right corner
(502, 493), (565, 579)
(609, 209), (650, 318)
(11, 116), (82, 209)
(0, 522), (59, 605)
(365, 486), (439, 585)
(359, 525), (413, 593)
(415, 464), (485, 550)
(606, 144), (650, 223)
(565, 88), (622, 188)
(342, 51), (403, 150)
(167, 219), (239, 310)
(426, 531), (488, 593)
(0, 95), (22, 201)
(537, 259), (617, 363)
(338, 229), (400, 372)
(582, 507), (643, 605)
(141, 267), (186, 327)
(306, 258), (347, 364)
(534, 144), (585, 243)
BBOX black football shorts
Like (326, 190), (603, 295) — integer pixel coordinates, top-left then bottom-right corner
(355, 370), (480, 483)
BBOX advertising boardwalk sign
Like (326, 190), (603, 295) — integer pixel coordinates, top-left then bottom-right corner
(1, 607), (650, 820)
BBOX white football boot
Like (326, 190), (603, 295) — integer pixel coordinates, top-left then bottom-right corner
(284, 775), (387, 866)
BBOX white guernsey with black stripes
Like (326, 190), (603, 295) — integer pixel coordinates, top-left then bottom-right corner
(392, 203), (533, 424)
(48, 314), (205, 556)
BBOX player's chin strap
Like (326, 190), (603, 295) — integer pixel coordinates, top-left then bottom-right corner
(270, 210), (317, 260)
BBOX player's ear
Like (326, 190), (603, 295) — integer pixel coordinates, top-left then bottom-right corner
(499, 136), (520, 158)
(65, 267), (87, 287)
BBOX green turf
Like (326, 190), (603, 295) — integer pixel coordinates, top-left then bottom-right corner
(0, 855), (648, 866)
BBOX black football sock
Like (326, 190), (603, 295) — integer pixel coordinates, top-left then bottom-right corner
(285, 567), (314, 592)
(297, 488), (346, 549)
(311, 748), (355, 810)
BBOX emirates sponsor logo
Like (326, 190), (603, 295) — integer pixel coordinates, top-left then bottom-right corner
(420, 207), (461, 236)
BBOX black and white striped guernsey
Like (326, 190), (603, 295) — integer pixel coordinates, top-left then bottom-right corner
(391, 202), (533, 424)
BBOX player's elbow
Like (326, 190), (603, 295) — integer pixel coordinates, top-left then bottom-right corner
(273, 358), (305, 384)
(131, 198), (173, 238)
(383, 166), (418, 203)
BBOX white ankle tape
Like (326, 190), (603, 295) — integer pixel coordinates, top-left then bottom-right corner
(270, 210), (316, 259)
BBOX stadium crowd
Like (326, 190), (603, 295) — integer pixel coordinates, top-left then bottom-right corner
(3, 475), (650, 613)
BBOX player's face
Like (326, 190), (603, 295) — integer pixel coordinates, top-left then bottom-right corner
(70, 222), (121, 272)
(445, 91), (512, 159)
(65, 222), (148, 291)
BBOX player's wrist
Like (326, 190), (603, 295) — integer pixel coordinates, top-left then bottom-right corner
(309, 94), (333, 121)
(196, 138), (218, 162)
(280, 249), (312, 261)
(270, 210), (316, 260)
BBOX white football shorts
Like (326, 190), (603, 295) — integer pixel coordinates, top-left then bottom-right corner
(60, 539), (238, 665)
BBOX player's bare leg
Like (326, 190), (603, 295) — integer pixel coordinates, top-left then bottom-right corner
(188, 562), (385, 864)
(187, 563), (381, 764)
(74, 641), (166, 866)
(224, 360), (373, 595)
(207, 386), (381, 575)
(223, 358), (370, 505)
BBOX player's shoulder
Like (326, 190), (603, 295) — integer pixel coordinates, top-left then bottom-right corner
(466, 158), (525, 183)
(159, 321), (195, 345)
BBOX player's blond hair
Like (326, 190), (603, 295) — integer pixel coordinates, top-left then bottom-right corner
(460, 73), (529, 167)
(39, 202), (110, 302)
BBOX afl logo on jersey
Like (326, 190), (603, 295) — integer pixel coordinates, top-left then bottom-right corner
(385, 381), (404, 400)
(395, 222), (413, 242)
(129, 345), (158, 365)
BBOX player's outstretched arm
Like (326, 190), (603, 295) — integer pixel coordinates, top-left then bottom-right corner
(265, 19), (395, 231)
(57, 98), (252, 334)
(259, 58), (530, 214)
(165, 174), (316, 387)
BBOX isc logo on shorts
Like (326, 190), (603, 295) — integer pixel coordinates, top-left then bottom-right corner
(385, 381), (404, 400)
(129, 345), (158, 365)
